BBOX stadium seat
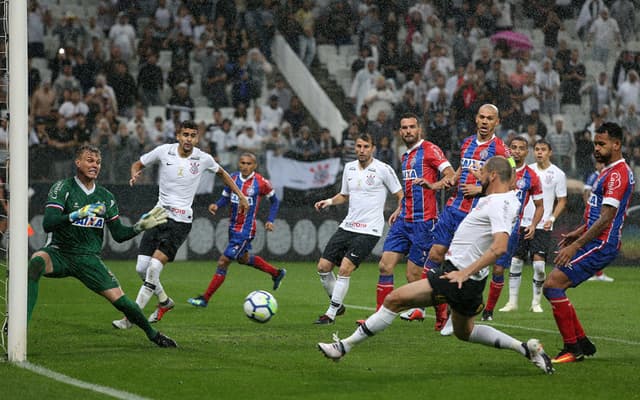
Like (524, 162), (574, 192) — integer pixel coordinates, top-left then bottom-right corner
(31, 58), (48, 75)
(338, 44), (357, 57)
(531, 29), (544, 46)
(190, 82), (202, 98)
(190, 61), (203, 77)
(194, 96), (208, 107)
(627, 41), (640, 52)
(148, 106), (166, 121)
(220, 107), (235, 119)
(317, 44), (337, 65)
(335, 69), (352, 95)
(195, 106), (213, 123)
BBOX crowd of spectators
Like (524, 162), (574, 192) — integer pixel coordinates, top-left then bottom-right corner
(303, 0), (640, 181)
(6, 0), (640, 191)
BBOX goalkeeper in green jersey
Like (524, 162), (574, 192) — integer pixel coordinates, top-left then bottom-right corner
(27, 144), (177, 347)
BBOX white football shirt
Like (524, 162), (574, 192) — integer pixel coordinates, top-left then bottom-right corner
(140, 143), (220, 223)
(521, 162), (567, 230)
(446, 191), (520, 281)
(339, 158), (402, 237)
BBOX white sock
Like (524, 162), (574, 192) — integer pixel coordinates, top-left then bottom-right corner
(135, 284), (154, 311)
(532, 260), (545, 305)
(136, 258), (165, 309)
(135, 255), (152, 281)
(326, 276), (349, 319)
(469, 324), (525, 355)
(342, 305), (398, 352)
(318, 271), (336, 297)
(508, 257), (524, 305)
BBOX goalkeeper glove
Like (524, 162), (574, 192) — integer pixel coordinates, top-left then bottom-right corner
(69, 203), (106, 222)
(134, 207), (168, 233)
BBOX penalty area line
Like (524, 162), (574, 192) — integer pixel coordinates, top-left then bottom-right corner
(344, 303), (640, 346)
(16, 361), (154, 400)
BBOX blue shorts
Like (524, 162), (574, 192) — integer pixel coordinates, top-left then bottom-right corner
(432, 206), (468, 248)
(382, 219), (436, 266)
(556, 240), (618, 287)
(224, 231), (253, 260)
(496, 222), (523, 268)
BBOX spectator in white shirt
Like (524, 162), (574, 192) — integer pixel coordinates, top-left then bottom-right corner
(237, 126), (264, 159)
(616, 69), (640, 112)
(364, 76), (396, 121)
(58, 88), (89, 128)
(536, 58), (561, 119)
(261, 95), (284, 128)
(547, 115), (576, 174)
(587, 9), (621, 64)
(108, 12), (136, 61)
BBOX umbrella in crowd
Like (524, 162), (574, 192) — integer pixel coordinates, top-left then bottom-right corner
(490, 30), (534, 51)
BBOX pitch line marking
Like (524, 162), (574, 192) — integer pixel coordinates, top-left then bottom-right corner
(344, 304), (640, 346)
(16, 361), (154, 400)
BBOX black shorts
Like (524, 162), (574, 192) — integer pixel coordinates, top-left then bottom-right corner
(426, 260), (486, 317)
(321, 228), (380, 268)
(138, 218), (191, 262)
(514, 228), (551, 262)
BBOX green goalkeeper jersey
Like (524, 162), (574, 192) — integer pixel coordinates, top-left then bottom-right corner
(45, 177), (121, 255)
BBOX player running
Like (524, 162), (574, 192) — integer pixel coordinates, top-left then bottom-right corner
(187, 152), (286, 307)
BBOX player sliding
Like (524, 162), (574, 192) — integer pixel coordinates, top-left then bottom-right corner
(318, 156), (554, 375)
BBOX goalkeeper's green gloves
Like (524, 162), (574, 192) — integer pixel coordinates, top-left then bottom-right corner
(134, 207), (168, 233)
(69, 203), (106, 222)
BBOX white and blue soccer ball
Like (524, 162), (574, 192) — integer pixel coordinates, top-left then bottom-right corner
(243, 290), (278, 323)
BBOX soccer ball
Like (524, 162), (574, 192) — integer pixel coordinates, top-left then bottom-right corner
(243, 290), (278, 323)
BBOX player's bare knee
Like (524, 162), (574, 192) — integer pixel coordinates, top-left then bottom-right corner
(405, 264), (422, 282)
(317, 258), (333, 273)
(378, 260), (393, 275)
(382, 291), (403, 312)
(492, 265), (505, 276)
(428, 247), (445, 264)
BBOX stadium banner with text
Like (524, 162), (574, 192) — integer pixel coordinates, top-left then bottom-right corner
(27, 183), (640, 265)
(265, 152), (342, 199)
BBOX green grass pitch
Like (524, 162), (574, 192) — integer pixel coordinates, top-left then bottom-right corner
(2, 261), (640, 400)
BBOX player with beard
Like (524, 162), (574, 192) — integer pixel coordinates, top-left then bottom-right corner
(544, 122), (633, 363)
(317, 156), (554, 375)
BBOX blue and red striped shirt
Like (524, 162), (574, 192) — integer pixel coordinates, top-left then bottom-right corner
(222, 172), (276, 238)
(514, 165), (543, 219)
(446, 134), (509, 213)
(400, 140), (451, 222)
(584, 159), (634, 248)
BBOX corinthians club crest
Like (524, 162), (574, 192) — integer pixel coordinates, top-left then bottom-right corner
(310, 163), (331, 185)
(190, 162), (200, 174)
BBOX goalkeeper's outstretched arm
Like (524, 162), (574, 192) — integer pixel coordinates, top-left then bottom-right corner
(108, 207), (169, 242)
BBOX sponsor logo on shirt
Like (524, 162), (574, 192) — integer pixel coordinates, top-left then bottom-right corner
(231, 193), (254, 205)
(170, 207), (187, 215)
(344, 221), (368, 229)
(72, 216), (105, 228)
(403, 169), (418, 181)
(460, 157), (485, 170)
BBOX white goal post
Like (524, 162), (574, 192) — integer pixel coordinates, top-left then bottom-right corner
(5, 0), (29, 362)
